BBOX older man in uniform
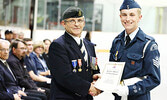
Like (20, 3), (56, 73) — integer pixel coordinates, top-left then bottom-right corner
(49, 6), (101, 100)
(109, 0), (160, 100)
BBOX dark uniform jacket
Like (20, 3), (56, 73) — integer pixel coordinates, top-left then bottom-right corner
(0, 60), (21, 100)
(109, 28), (160, 100)
(7, 53), (38, 90)
(48, 32), (100, 100)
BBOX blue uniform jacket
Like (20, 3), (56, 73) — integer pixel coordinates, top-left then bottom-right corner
(0, 60), (21, 100)
(48, 32), (100, 100)
(109, 28), (160, 100)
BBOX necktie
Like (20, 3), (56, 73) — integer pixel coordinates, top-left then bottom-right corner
(125, 35), (131, 46)
(4, 61), (16, 81)
(79, 39), (87, 61)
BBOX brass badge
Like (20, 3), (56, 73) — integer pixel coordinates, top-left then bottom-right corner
(78, 10), (82, 17)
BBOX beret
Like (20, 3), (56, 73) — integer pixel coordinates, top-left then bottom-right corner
(62, 6), (84, 20)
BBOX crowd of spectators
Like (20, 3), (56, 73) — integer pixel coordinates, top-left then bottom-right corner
(0, 30), (52, 100)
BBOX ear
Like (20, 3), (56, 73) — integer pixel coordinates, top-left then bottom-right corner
(12, 47), (16, 54)
(138, 15), (142, 22)
(61, 20), (65, 27)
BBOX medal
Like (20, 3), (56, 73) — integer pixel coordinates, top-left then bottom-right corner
(90, 57), (98, 70)
(115, 51), (118, 61)
(78, 59), (82, 72)
(72, 60), (77, 72)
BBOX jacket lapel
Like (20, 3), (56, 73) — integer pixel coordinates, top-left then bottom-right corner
(65, 32), (83, 59)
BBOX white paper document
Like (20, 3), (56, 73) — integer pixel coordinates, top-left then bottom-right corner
(95, 62), (125, 92)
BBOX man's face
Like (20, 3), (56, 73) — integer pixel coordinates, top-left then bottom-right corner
(0, 42), (10, 60)
(13, 42), (27, 59)
(120, 8), (142, 34)
(26, 41), (33, 53)
(5, 34), (13, 40)
(62, 16), (85, 37)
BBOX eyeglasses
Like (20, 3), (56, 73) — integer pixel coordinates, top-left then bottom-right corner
(17, 48), (27, 51)
(64, 19), (84, 25)
(0, 49), (9, 52)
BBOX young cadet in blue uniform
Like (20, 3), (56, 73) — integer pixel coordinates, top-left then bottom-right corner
(48, 6), (101, 100)
(109, 0), (161, 100)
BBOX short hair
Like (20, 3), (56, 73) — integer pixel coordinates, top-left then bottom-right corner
(33, 41), (44, 51)
(43, 39), (51, 43)
(23, 38), (32, 42)
(5, 30), (13, 35)
(0, 39), (10, 47)
(10, 39), (26, 51)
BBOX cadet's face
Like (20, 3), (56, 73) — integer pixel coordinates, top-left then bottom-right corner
(120, 8), (142, 34)
(0, 42), (10, 60)
(62, 17), (85, 37)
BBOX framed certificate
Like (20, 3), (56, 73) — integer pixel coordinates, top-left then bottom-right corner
(95, 62), (125, 92)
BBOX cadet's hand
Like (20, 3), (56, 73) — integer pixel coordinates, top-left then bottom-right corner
(88, 83), (101, 96)
(113, 85), (129, 97)
(13, 94), (21, 100)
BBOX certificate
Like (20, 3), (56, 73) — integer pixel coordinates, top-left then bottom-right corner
(95, 62), (125, 92)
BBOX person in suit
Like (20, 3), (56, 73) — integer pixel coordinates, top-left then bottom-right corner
(0, 39), (43, 100)
(6, 39), (47, 100)
(48, 6), (101, 100)
(108, 0), (160, 100)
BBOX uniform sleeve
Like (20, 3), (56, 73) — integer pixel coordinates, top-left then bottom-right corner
(128, 41), (161, 96)
(49, 42), (90, 97)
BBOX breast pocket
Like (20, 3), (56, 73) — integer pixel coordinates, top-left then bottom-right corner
(126, 53), (143, 70)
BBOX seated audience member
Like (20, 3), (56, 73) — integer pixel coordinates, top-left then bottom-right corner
(5, 30), (13, 43)
(42, 39), (51, 69)
(30, 41), (51, 77)
(6, 39), (47, 100)
(0, 75), (21, 100)
(18, 32), (24, 40)
(0, 39), (45, 100)
(12, 31), (19, 39)
(24, 38), (51, 89)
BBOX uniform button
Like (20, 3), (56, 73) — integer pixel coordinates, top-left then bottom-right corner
(133, 85), (137, 89)
(134, 89), (137, 93)
(86, 69), (88, 71)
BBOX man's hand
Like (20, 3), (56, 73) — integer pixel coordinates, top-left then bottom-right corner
(112, 85), (129, 97)
(37, 87), (45, 93)
(17, 90), (27, 97)
(88, 83), (101, 96)
(92, 74), (101, 83)
(13, 94), (21, 100)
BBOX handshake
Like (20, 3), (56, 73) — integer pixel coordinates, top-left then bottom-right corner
(89, 74), (129, 97)
(88, 74), (102, 96)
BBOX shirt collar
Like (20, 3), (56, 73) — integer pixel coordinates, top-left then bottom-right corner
(0, 58), (6, 63)
(66, 31), (82, 45)
(125, 27), (139, 41)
